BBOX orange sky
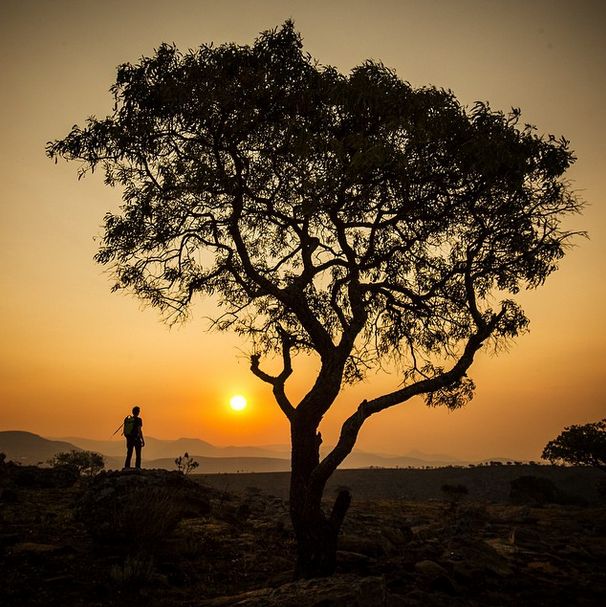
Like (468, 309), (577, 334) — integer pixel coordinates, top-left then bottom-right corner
(1, 0), (605, 460)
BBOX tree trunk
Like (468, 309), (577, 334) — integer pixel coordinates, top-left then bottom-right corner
(290, 417), (351, 579)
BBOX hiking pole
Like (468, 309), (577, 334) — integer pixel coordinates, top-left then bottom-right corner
(111, 422), (123, 437)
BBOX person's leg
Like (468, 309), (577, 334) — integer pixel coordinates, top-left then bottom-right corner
(134, 442), (142, 469)
(124, 440), (134, 468)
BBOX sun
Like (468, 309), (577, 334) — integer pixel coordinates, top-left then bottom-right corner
(229, 394), (247, 411)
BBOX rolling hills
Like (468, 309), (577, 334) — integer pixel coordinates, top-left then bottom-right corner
(1, 430), (491, 472)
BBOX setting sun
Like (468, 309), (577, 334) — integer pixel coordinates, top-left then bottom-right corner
(229, 395), (247, 411)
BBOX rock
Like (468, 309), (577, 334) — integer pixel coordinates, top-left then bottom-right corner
(12, 542), (64, 554)
(509, 526), (542, 547)
(483, 538), (515, 558)
(411, 523), (444, 540)
(413, 560), (456, 594)
(196, 588), (272, 606)
(339, 534), (390, 557)
(196, 574), (386, 607)
(491, 506), (537, 524)
(526, 561), (560, 575)
(381, 525), (413, 547)
(43, 574), (75, 584)
(446, 539), (512, 578)
(336, 550), (374, 571)
(414, 560), (448, 578)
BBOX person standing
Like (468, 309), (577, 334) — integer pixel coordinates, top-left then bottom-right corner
(123, 405), (144, 469)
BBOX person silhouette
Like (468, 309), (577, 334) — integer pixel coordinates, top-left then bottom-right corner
(123, 405), (144, 469)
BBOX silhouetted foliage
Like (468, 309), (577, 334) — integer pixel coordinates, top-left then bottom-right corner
(441, 483), (469, 512)
(510, 475), (560, 506)
(175, 452), (200, 474)
(441, 483), (469, 498)
(48, 449), (105, 477)
(48, 22), (583, 577)
(542, 418), (606, 471)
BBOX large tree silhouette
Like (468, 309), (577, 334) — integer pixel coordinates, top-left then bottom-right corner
(543, 419), (606, 470)
(48, 22), (582, 577)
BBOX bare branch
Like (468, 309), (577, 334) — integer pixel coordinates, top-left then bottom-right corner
(250, 326), (295, 420)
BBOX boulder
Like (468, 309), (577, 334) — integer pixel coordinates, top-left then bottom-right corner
(414, 560), (448, 579)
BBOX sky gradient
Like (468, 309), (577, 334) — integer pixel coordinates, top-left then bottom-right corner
(1, 0), (604, 460)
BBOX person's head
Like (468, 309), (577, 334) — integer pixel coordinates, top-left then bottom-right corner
(132, 406), (141, 417)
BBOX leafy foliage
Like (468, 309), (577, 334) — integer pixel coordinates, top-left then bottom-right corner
(48, 449), (105, 477)
(47, 21), (581, 400)
(542, 419), (606, 470)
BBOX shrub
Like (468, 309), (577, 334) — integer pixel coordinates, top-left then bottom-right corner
(109, 554), (155, 588)
(510, 475), (559, 506)
(48, 450), (105, 477)
(441, 483), (469, 511)
(441, 483), (469, 498)
(175, 452), (199, 475)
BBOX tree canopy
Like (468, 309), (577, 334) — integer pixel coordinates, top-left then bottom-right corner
(542, 419), (606, 470)
(48, 21), (583, 577)
(48, 23), (580, 392)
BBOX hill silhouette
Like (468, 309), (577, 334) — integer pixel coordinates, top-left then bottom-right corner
(0, 431), (82, 464)
(2, 430), (498, 472)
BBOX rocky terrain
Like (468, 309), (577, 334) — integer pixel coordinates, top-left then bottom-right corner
(1, 460), (604, 606)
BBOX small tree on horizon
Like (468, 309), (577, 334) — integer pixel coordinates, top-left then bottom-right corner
(47, 22), (583, 577)
(542, 419), (606, 471)
(49, 450), (105, 477)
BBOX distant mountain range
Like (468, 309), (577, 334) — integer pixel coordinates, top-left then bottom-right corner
(0, 431), (81, 465)
(0, 430), (511, 472)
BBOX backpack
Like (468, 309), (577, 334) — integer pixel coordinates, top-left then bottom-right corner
(123, 415), (137, 437)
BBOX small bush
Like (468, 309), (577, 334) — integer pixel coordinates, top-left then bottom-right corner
(510, 475), (559, 506)
(441, 483), (469, 499)
(175, 452), (199, 475)
(48, 450), (105, 477)
(109, 554), (155, 588)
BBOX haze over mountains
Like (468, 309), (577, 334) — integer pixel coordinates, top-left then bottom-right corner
(0, 430), (508, 472)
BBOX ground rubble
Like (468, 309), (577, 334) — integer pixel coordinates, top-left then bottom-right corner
(1, 465), (605, 606)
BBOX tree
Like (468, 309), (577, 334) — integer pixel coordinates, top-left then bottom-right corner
(49, 450), (105, 477)
(542, 419), (606, 470)
(47, 22), (582, 577)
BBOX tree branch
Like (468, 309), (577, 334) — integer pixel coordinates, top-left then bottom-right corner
(250, 326), (295, 420)
(310, 312), (503, 492)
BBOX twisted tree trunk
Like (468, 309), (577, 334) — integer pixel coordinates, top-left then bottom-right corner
(289, 414), (351, 579)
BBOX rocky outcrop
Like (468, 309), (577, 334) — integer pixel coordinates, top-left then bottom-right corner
(0, 457), (78, 490)
(75, 469), (212, 546)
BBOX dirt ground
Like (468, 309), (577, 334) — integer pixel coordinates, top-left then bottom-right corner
(1, 466), (604, 606)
